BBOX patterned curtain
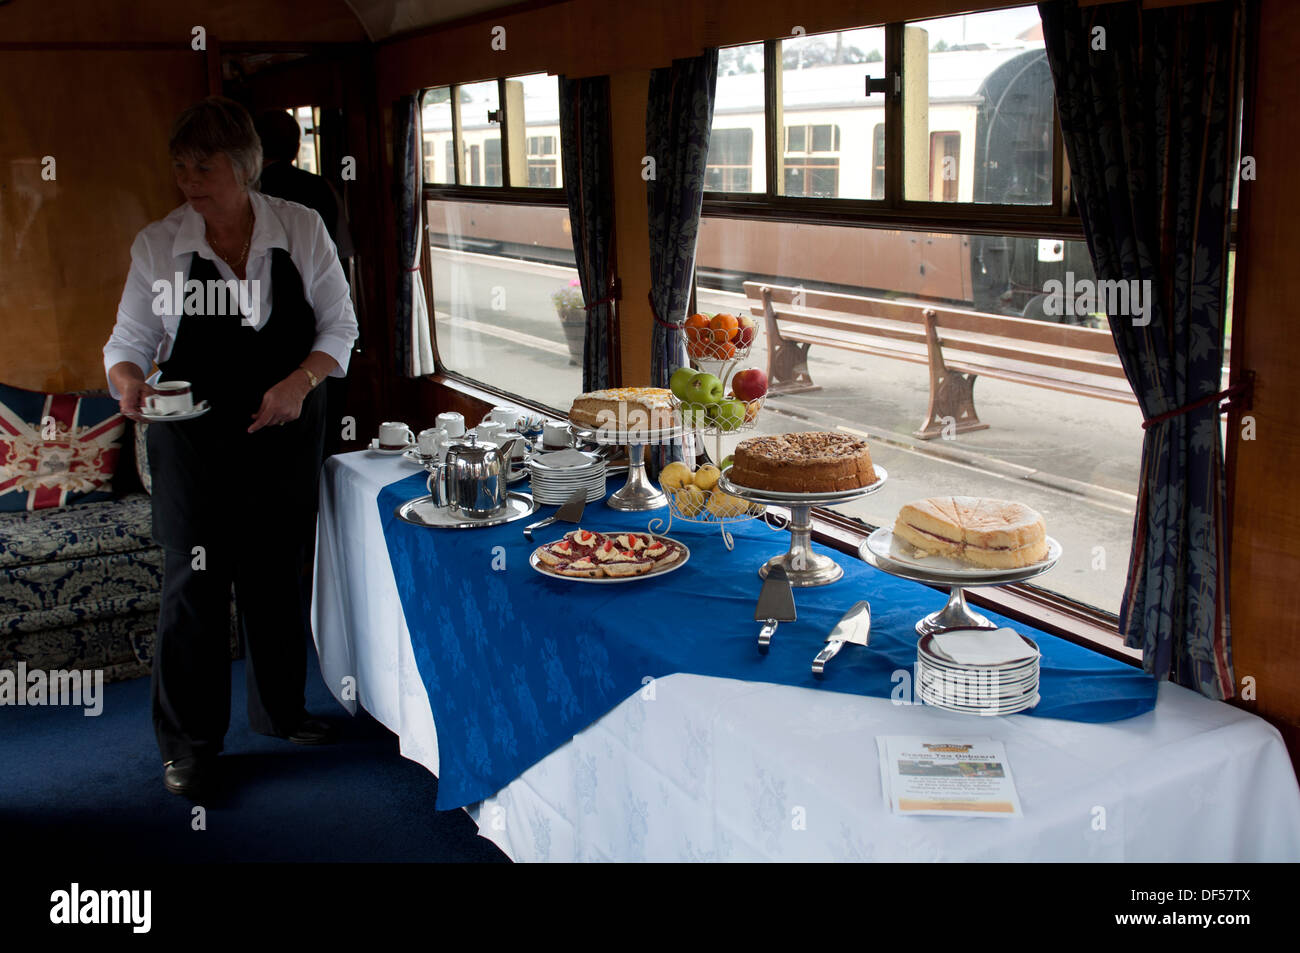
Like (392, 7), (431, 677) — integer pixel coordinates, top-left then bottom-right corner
(559, 75), (619, 391)
(646, 51), (719, 389)
(1039, 0), (1241, 697)
(393, 95), (435, 377)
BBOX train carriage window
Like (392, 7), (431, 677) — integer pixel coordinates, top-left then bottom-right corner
(706, 129), (754, 192)
(693, 215), (1181, 617)
(871, 125), (886, 199)
(421, 73), (573, 409)
(425, 200), (580, 408)
(709, 42), (766, 194)
(420, 87), (456, 184)
(778, 26), (886, 200)
(903, 6), (1054, 205)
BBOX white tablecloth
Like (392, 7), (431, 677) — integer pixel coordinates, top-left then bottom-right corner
(314, 452), (1300, 862)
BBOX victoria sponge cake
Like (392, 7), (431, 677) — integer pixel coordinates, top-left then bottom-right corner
(568, 387), (677, 434)
(893, 496), (1048, 569)
(728, 431), (876, 493)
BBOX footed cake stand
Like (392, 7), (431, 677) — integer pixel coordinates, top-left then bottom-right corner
(859, 528), (1062, 635)
(717, 466), (888, 587)
(571, 424), (686, 511)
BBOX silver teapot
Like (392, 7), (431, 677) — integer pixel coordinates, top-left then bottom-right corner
(427, 432), (507, 518)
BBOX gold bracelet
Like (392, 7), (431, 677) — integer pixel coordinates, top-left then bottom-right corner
(299, 366), (320, 389)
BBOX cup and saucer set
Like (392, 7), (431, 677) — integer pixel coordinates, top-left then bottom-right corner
(370, 406), (544, 485)
(138, 380), (211, 422)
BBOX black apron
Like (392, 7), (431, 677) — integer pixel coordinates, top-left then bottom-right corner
(147, 249), (326, 552)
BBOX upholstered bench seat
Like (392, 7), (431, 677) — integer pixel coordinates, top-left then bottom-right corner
(0, 493), (156, 569)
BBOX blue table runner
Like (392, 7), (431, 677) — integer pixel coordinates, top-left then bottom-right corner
(376, 472), (1156, 809)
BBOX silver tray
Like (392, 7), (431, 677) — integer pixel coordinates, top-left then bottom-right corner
(395, 491), (538, 529)
(718, 465), (888, 506)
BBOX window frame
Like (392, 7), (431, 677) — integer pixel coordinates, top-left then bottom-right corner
(697, 15), (1123, 641)
(705, 22), (1080, 241)
(418, 75), (572, 386)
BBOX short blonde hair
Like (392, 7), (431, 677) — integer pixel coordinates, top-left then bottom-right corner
(169, 96), (262, 188)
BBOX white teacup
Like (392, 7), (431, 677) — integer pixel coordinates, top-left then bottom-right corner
(542, 420), (571, 448)
(487, 405), (526, 430)
(378, 421), (414, 450)
(436, 412), (465, 438)
(145, 381), (194, 416)
(475, 421), (506, 445)
(417, 427), (447, 459)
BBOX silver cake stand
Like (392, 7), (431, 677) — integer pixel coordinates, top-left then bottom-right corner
(570, 424), (687, 512)
(859, 528), (1062, 635)
(718, 466), (888, 587)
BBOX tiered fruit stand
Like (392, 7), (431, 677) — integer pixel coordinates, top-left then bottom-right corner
(649, 321), (776, 549)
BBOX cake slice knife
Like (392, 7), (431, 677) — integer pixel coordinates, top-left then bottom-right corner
(812, 601), (871, 677)
(754, 565), (796, 655)
(523, 487), (587, 541)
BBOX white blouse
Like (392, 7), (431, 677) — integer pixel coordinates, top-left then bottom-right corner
(103, 189), (359, 399)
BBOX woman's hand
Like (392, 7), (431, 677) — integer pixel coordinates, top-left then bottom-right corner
(246, 371), (310, 431)
(110, 363), (154, 422)
(248, 372), (312, 433)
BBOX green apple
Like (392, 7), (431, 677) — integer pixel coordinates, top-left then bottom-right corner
(669, 366), (699, 403)
(719, 455), (734, 471)
(682, 372), (724, 408)
(712, 399), (747, 431)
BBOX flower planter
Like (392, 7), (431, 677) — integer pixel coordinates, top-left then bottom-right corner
(557, 306), (586, 366)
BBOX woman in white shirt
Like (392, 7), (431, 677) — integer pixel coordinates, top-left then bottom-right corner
(104, 97), (358, 798)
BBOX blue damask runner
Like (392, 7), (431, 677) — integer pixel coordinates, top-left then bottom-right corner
(377, 472), (1157, 809)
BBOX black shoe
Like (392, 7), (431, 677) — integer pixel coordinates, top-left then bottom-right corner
(280, 717), (339, 746)
(163, 756), (212, 797)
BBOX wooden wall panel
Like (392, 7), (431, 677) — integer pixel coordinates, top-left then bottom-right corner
(0, 0), (364, 44)
(1228, 0), (1300, 736)
(0, 51), (206, 392)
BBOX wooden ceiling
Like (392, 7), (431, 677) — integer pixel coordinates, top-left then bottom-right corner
(0, 0), (547, 43)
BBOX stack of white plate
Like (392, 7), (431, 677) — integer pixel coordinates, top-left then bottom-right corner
(528, 449), (607, 505)
(916, 630), (1041, 716)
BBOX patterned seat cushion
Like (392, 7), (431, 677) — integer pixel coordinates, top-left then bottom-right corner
(0, 493), (155, 569)
(0, 381), (126, 511)
(1, 609), (163, 682)
(0, 573), (162, 635)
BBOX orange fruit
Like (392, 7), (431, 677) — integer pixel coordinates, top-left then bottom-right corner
(709, 313), (739, 344)
(684, 313), (710, 343)
(711, 340), (736, 359)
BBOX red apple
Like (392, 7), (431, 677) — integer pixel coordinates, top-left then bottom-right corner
(734, 314), (756, 348)
(731, 368), (768, 402)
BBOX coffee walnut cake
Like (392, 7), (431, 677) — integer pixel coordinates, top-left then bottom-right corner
(727, 432), (877, 493)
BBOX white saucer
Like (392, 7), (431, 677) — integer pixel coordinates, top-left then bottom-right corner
(369, 438), (414, 455)
(139, 400), (211, 423)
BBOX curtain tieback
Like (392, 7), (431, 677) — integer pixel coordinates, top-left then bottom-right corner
(585, 279), (621, 310)
(404, 266), (422, 272)
(647, 292), (684, 330)
(1141, 376), (1253, 430)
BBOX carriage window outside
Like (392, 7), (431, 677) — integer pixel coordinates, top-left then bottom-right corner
(691, 214), (1174, 616)
(779, 26), (886, 199)
(421, 74), (563, 189)
(287, 106), (320, 174)
(426, 199), (580, 409)
(709, 42), (766, 193)
(903, 6), (1054, 204)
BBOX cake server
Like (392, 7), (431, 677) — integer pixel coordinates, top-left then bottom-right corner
(754, 565), (796, 654)
(812, 601), (871, 677)
(522, 487), (587, 541)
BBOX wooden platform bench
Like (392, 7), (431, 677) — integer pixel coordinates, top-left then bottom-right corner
(744, 281), (1137, 440)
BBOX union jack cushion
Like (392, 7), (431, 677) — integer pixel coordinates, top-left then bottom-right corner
(0, 382), (125, 512)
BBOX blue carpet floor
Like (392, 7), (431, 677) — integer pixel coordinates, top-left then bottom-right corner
(0, 644), (508, 862)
